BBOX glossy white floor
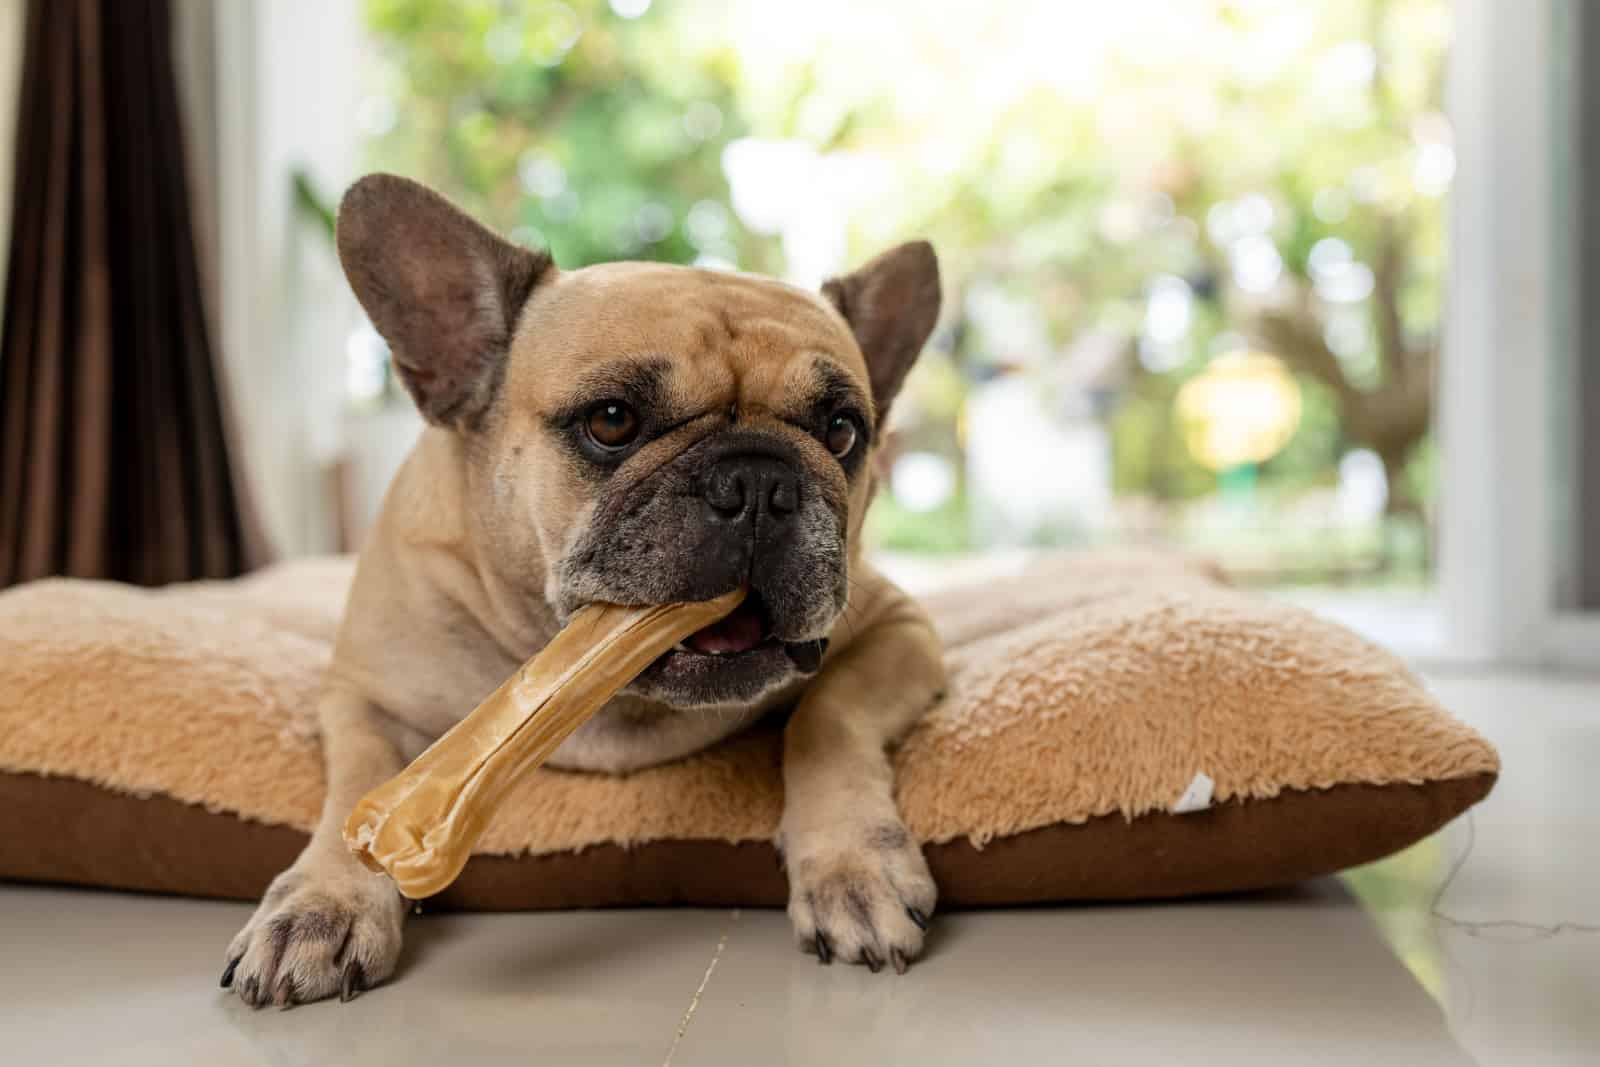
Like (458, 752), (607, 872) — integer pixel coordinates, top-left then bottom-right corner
(2, 671), (1595, 1066)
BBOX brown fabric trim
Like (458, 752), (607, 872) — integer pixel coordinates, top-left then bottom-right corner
(0, 771), (1496, 910)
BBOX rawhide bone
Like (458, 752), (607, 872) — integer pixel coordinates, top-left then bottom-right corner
(343, 589), (746, 898)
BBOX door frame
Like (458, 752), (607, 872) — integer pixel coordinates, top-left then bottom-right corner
(1439, 0), (1598, 668)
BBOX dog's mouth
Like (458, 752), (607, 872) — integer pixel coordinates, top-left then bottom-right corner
(677, 593), (769, 656)
(652, 590), (828, 674)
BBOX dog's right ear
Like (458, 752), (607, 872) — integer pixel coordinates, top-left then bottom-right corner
(336, 174), (554, 430)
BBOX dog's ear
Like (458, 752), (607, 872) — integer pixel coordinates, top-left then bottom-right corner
(822, 240), (941, 419)
(336, 174), (554, 430)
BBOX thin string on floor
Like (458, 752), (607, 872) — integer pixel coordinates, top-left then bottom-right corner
(1430, 812), (1600, 941)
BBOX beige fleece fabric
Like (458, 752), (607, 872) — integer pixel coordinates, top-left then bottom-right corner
(0, 552), (1497, 859)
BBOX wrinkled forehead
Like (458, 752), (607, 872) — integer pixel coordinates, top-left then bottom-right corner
(505, 262), (869, 414)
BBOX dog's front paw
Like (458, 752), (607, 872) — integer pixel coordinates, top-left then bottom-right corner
(782, 820), (937, 974)
(222, 865), (405, 1008)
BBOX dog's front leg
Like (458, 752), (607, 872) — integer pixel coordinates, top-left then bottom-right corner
(223, 686), (413, 1007)
(779, 593), (944, 973)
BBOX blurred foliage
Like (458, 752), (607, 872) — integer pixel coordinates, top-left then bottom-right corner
(364, 0), (773, 269)
(362, 0), (1449, 583)
(1111, 371), (1218, 502)
(864, 487), (976, 555)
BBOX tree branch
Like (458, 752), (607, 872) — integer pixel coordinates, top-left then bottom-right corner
(1371, 214), (1410, 385)
(1252, 298), (1355, 402)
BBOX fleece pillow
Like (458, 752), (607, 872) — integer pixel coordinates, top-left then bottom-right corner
(0, 552), (1497, 909)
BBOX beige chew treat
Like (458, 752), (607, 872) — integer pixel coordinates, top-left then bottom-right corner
(343, 589), (746, 899)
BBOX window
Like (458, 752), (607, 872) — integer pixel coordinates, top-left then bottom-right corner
(209, 0), (1596, 663)
(352, 0), (1451, 591)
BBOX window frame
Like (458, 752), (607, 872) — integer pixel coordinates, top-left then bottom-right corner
(1438, 0), (1599, 668)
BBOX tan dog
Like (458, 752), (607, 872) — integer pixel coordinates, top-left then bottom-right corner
(222, 175), (946, 1007)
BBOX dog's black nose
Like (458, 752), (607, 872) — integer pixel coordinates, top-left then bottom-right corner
(704, 454), (799, 524)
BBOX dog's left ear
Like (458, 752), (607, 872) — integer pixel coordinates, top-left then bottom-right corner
(336, 173), (554, 430)
(822, 240), (941, 419)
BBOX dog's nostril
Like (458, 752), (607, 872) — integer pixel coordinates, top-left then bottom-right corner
(705, 468), (747, 517)
(767, 475), (797, 516)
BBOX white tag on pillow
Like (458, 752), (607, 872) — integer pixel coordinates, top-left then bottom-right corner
(1173, 771), (1215, 814)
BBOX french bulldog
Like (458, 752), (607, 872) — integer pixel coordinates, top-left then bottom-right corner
(222, 174), (945, 1007)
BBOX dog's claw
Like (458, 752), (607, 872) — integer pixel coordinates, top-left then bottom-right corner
(241, 976), (261, 1008)
(906, 907), (929, 931)
(814, 932), (833, 964)
(220, 955), (241, 989)
(340, 959), (367, 1003)
(891, 949), (909, 975)
(861, 949), (882, 973)
(273, 974), (296, 1009)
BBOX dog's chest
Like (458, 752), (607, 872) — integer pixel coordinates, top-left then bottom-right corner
(355, 615), (785, 774)
(546, 696), (778, 774)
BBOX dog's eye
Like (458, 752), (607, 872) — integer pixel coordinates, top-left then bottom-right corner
(585, 401), (640, 449)
(824, 413), (858, 458)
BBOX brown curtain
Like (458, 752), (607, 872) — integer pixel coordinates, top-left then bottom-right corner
(0, 0), (270, 588)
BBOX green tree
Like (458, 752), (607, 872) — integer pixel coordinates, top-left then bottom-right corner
(363, 0), (1451, 572)
(364, 0), (776, 270)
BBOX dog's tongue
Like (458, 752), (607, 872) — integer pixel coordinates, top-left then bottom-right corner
(685, 604), (765, 654)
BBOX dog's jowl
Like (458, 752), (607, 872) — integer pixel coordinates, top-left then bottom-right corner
(222, 174), (944, 1007)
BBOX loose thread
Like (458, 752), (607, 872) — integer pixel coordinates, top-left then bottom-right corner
(1429, 811), (1600, 941)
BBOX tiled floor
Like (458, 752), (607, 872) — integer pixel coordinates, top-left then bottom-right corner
(2, 671), (1596, 1065)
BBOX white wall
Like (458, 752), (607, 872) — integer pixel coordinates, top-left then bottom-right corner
(213, 0), (366, 556)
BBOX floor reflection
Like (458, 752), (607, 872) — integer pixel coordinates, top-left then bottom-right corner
(672, 879), (1476, 1067)
(1343, 837), (1450, 1001)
